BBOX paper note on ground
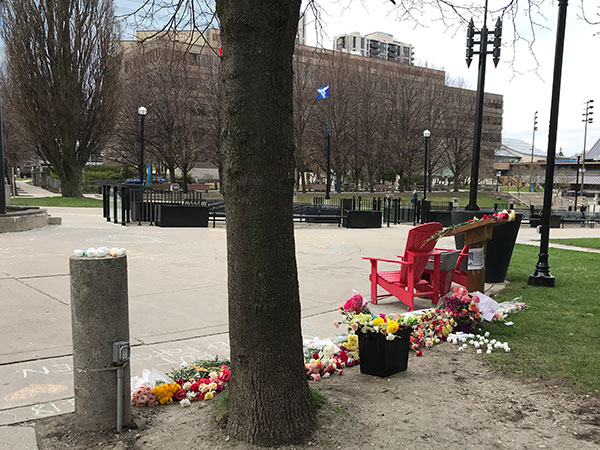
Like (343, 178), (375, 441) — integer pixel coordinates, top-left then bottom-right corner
(474, 291), (500, 322)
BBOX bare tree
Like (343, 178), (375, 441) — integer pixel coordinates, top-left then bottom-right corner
(216, 0), (316, 444)
(195, 53), (225, 191)
(1, 0), (122, 196)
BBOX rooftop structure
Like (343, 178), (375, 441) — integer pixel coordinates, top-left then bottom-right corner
(333, 31), (414, 65)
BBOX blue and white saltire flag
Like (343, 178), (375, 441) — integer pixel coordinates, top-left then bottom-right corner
(316, 85), (329, 100)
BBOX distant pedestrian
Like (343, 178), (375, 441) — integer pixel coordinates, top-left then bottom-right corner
(411, 189), (418, 204)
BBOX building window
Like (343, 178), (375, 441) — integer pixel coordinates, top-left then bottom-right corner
(361, 38), (364, 49)
(352, 36), (356, 49)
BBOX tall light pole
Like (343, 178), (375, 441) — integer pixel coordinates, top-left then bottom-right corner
(580, 99), (594, 203)
(423, 129), (431, 202)
(530, 111), (538, 191)
(464, 0), (503, 211)
(137, 107), (147, 186)
(0, 98), (6, 214)
(574, 155), (580, 209)
(528, 0), (569, 288)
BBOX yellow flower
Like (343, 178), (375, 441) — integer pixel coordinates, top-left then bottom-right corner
(205, 392), (214, 400)
(387, 320), (399, 334)
(373, 317), (384, 326)
(345, 334), (358, 351)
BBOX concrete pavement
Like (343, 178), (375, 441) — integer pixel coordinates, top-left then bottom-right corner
(1, 207), (599, 449)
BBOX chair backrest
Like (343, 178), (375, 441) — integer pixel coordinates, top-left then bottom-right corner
(400, 222), (443, 285)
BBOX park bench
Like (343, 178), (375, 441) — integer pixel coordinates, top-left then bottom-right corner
(187, 183), (212, 193)
(306, 183), (326, 192)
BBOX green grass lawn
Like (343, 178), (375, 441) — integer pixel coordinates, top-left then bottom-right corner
(11, 196), (103, 208)
(487, 244), (600, 392)
(549, 238), (600, 250)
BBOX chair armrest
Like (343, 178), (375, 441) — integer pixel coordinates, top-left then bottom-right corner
(405, 249), (441, 258)
(363, 257), (408, 265)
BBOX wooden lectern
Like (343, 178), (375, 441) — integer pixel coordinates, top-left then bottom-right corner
(443, 218), (510, 293)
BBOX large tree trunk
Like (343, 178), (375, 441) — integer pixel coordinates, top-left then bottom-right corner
(60, 166), (83, 197)
(168, 165), (176, 183)
(217, 0), (316, 445)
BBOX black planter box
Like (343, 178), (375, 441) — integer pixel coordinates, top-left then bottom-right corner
(451, 210), (523, 283)
(530, 214), (561, 228)
(156, 205), (209, 227)
(357, 328), (411, 377)
(343, 210), (382, 228)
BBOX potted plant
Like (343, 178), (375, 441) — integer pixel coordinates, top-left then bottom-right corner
(337, 294), (412, 377)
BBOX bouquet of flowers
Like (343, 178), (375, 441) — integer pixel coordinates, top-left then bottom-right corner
(335, 293), (411, 341)
(440, 287), (482, 326)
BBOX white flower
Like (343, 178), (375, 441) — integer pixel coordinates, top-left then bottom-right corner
(182, 382), (192, 391)
(476, 349), (482, 354)
(209, 372), (218, 381)
(186, 392), (197, 400)
(180, 399), (191, 407)
(486, 349), (492, 354)
(386, 333), (395, 341)
(323, 372), (331, 378)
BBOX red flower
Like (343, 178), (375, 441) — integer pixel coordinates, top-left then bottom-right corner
(344, 294), (365, 314)
(174, 389), (186, 401)
(416, 350), (423, 356)
(313, 352), (319, 359)
(198, 392), (205, 400)
(338, 351), (349, 364)
(218, 369), (231, 383)
(190, 382), (200, 393)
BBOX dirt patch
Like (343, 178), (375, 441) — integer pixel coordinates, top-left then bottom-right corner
(35, 343), (600, 449)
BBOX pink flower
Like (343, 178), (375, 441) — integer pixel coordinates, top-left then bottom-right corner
(333, 321), (339, 328)
(344, 294), (365, 314)
(351, 323), (359, 331)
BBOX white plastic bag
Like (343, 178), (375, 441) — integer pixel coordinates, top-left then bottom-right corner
(130, 368), (174, 393)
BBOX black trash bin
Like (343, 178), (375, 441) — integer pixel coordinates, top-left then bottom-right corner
(451, 210), (523, 283)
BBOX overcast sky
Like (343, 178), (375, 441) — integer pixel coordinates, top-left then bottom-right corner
(116, 0), (600, 158)
(304, 0), (600, 157)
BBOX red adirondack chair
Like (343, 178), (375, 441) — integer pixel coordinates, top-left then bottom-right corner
(363, 222), (443, 311)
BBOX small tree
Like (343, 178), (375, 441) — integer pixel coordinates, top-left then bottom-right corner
(1, 0), (122, 197)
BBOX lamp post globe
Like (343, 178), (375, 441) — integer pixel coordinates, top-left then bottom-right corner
(137, 106), (147, 185)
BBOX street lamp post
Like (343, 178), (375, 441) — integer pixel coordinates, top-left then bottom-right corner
(464, 0), (503, 211)
(530, 111), (538, 191)
(0, 98), (6, 214)
(528, 0), (569, 288)
(574, 155), (580, 209)
(423, 130), (431, 202)
(580, 99), (594, 203)
(137, 107), (147, 186)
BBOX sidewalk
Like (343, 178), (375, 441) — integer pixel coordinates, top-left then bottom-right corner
(516, 223), (600, 253)
(15, 181), (56, 198)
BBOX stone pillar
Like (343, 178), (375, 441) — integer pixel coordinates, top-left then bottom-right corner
(70, 254), (131, 431)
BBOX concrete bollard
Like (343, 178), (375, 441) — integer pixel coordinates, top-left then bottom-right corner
(70, 254), (131, 431)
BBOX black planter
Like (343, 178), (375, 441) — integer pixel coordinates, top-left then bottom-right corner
(451, 210), (523, 283)
(426, 210), (453, 226)
(343, 210), (382, 228)
(156, 205), (209, 227)
(357, 328), (411, 377)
